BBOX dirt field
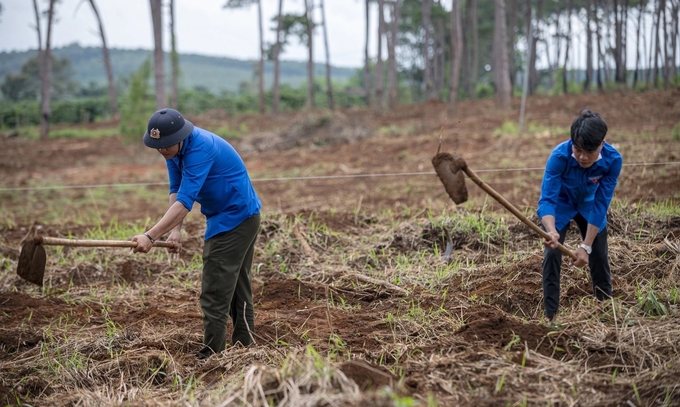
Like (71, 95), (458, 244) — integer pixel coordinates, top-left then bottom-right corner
(1, 90), (679, 406)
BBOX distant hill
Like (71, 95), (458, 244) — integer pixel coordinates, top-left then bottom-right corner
(0, 43), (359, 93)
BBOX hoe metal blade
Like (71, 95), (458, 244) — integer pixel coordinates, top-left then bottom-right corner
(17, 239), (47, 287)
(432, 152), (469, 205)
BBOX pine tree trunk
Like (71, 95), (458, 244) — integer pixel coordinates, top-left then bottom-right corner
(519, 5), (533, 132)
(272, 0), (284, 114)
(320, 0), (334, 109)
(422, 0), (433, 100)
(32, 0), (44, 136)
(613, 0), (622, 83)
(39, 0), (57, 141)
(493, 0), (511, 108)
(613, 0), (628, 83)
(602, 8), (611, 85)
(375, 0), (385, 113)
(467, 0), (478, 99)
(32, 0), (42, 55)
(645, 2), (655, 89)
(449, 0), (463, 114)
(623, 1), (629, 79)
(462, 0), (470, 97)
(550, 7), (560, 91)
(387, 0), (401, 109)
(646, 0), (655, 86)
(632, 0), (644, 89)
(562, 0), (572, 94)
(653, 0), (662, 87)
(640, 1), (649, 86)
(506, 0), (517, 89)
(88, 0), (118, 118)
(529, 0), (543, 94)
(595, 1), (604, 90)
(662, 0), (672, 88)
(584, 0), (594, 91)
(257, 0), (266, 113)
(471, 0), (479, 98)
(436, 19), (446, 99)
(364, 0), (371, 106)
(305, 0), (314, 109)
(432, 19), (439, 100)
(672, 0), (679, 82)
(149, 0), (166, 109)
(169, 0), (179, 109)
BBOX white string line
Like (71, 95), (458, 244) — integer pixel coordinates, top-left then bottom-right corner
(0, 161), (678, 192)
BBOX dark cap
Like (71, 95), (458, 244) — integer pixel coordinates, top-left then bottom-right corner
(143, 108), (194, 149)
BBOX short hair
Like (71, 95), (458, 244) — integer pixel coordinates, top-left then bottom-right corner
(570, 108), (608, 151)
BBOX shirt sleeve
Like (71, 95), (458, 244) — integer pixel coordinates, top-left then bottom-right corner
(537, 151), (567, 220)
(167, 159), (181, 194)
(175, 149), (214, 211)
(587, 155), (623, 229)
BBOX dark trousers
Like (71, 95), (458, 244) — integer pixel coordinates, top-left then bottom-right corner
(542, 213), (612, 318)
(199, 214), (260, 358)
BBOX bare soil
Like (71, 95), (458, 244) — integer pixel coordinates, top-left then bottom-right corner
(1, 90), (679, 406)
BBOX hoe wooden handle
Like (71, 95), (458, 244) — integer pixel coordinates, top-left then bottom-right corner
(462, 166), (579, 261)
(35, 236), (176, 249)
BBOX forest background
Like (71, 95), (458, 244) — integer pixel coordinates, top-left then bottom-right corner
(0, 0), (679, 140)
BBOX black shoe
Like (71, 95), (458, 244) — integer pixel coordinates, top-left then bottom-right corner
(545, 315), (562, 329)
(198, 347), (214, 360)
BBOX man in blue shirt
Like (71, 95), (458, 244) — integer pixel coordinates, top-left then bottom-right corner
(537, 109), (622, 323)
(131, 108), (262, 359)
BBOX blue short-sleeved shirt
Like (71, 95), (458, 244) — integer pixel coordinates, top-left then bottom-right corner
(166, 127), (261, 240)
(537, 140), (622, 232)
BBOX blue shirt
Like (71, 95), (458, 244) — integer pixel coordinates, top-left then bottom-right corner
(537, 140), (622, 232)
(167, 127), (261, 240)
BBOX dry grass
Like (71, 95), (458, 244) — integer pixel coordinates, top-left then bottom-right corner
(1, 91), (680, 406)
(1, 202), (679, 406)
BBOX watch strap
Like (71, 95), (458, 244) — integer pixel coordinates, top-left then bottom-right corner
(578, 243), (592, 255)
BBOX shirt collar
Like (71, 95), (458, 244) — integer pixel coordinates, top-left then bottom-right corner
(571, 152), (603, 161)
(176, 132), (192, 159)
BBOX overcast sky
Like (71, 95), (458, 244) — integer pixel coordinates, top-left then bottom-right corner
(0, 0), (376, 67)
(2, 1), (674, 72)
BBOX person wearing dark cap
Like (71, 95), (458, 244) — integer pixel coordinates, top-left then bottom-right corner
(537, 109), (622, 325)
(131, 108), (261, 359)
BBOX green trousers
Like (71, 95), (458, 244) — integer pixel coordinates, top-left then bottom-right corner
(199, 214), (260, 359)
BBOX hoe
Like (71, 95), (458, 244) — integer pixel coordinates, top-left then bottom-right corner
(17, 236), (176, 286)
(432, 151), (577, 261)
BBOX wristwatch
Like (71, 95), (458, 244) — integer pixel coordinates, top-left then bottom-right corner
(577, 243), (592, 255)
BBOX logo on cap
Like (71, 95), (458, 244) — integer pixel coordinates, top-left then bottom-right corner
(150, 128), (161, 139)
